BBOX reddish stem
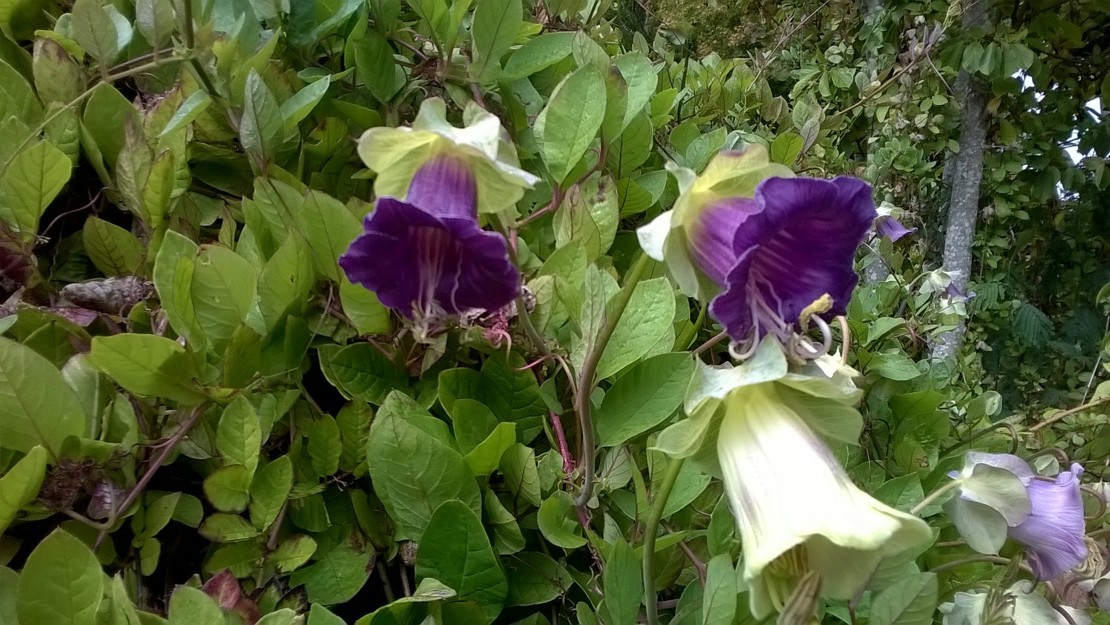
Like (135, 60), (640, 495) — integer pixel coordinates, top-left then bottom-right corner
(550, 410), (575, 476)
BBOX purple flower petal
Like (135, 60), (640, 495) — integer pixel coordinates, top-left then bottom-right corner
(339, 157), (520, 319)
(875, 215), (915, 242)
(707, 176), (876, 342)
(688, 198), (759, 286)
(1008, 464), (1087, 579)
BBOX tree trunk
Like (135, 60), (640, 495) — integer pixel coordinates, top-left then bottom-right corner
(930, 0), (992, 362)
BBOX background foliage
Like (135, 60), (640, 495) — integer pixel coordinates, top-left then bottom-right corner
(0, 0), (1108, 623)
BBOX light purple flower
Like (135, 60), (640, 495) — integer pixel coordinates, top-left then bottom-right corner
(1009, 463), (1087, 579)
(339, 155), (520, 324)
(875, 215), (915, 242)
(688, 176), (876, 357)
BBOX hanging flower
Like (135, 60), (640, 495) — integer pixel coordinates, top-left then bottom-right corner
(357, 98), (539, 216)
(339, 155), (521, 329)
(946, 453), (1088, 580)
(638, 149), (876, 360)
(874, 202), (916, 242)
(717, 382), (932, 619)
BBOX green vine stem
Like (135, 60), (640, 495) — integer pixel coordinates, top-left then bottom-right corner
(644, 457), (685, 625)
(909, 479), (962, 516)
(574, 252), (653, 508)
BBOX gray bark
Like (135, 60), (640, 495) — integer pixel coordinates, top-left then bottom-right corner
(930, 0), (992, 362)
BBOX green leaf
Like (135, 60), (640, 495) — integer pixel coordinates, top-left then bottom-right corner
(596, 352), (693, 446)
(160, 91), (212, 139)
(32, 38), (83, 104)
(537, 491), (586, 549)
(204, 541), (263, 577)
(701, 555), (737, 625)
(499, 443), (542, 507)
(82, 83), (139, 169)
(141, 149), (175, 228)
(257, 610), (297, 625)
(417, 500), (508, 621)
(0, 445), (47, 534)
(271, 534), (317, 573)
(613, 52), (657, 131)
(469, 0), (522, 84)
(143, 492), (182, 538)
(16, 529), (103, 625)
(553, 175), (619, 261)
(349, 30), (399, 104)
(240, 70), (285, 172)
(88, 334), (208, 404)
(592, 277), (676, 380)
(0, 140), (71, 240)
(250, 455), (292, 530)
(438, 354), (547, 441)
(289, 538), (372, 605)
(535, 65), (607, 183)
(0, 337), (87, 454)
(247, 234), (314, 336)
(503, 31), (575, 80)
(135, 0), (174, 47)
(770, 132), (804, 164)
(504, 551), (572, 607)
(152, 231), (206, 352)
(0, 567), (17, 625)
(463, 421), (516, 477)
(318, 343), (407, 405)
(281, 76), (331, 128)
(869, 353), (923, 381)
(191, 245), (258, 349)
(71, 0), (121, 65)
(340, 279), (391, 335)
(306, 415), (342, 477)
(82, 216), (144, 276)
(451, 399), (499, 454)
(602, 539), (641, 625)
(199, 513), (260, 542)
(167, 586), (223, 625)
(869, 573), (938, 625)
(0, 58), (41, 128)
(365, 405), (482, 540)
(308, 604), (346, 625)
(203, 465), (252, 513)
(217, 397), (262, 474)
(484, 490), (525, 555)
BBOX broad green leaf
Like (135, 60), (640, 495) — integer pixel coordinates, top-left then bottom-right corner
(142, 492), (182, 538)
(0, 567), (17, 625)
(83, 216), (144, 276)
(451, 399), (499, 454)
(869, 353), (923, 381)
(503, 31), (575, 80)
(32, 38), (83, 104)
(240, 70), (285, 172)
(135, 0), (174, 47)
(602, 539), (641, 625)
(484, 490), (525, 555)
(159, 91), (212, 138)
(537, 491), (586, 549)
(0, 445), (47, 534)
(88, 334), (208, 404)
(308, 604), (346, 625)
(217, 396), (262, 474)
(0, 337), (87, 454)
(339, 279), (391, 335)
(417, 500), (508, 620)
(257, 610), (297, 625)
(702, 555), (737, 625)
(271, 534), (316, 573)
(535, 65), (607, 183)
(71, 0), (121, 65)
(16, 529), (103, 625)
(869, 573), (938, 625)
(191, 244), (258, 349)
(499, 443), (542, 507)
(247, 234), (314, 335)
(289, 538), (372, 605)
(592, 277), (676, 380)
(167, 586), (223, 625)
(0, 58), (41, 127)
(770, 132), (804, 164)
(204, 541), (263, 577)
(613, 52), (657, 130)
(504, 551), (572, 606)
(250, 455), (292, 530)
(597, 352), (693, 446)
(348, 30), (400, 104)
(438, 354), (547, 441)
(0, 140), (71, 240)
(82, 83), (139, 168)
(141, 149), (175, 228)
(365, 405), (481, 540)
(281, 76), (331, 127)
(336, 401), (372, 474)
(299, 189), (362, 280)
(318, 343), (407, 405)
(198, 513), (260, 542)
(553, 175), (619, 261)
(152, 231), (206, 352)
(306, 415), (342, 477)
(463, 421), (515, 477)
(470, 0), (522, 84)
(203, 465), (252, 513)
